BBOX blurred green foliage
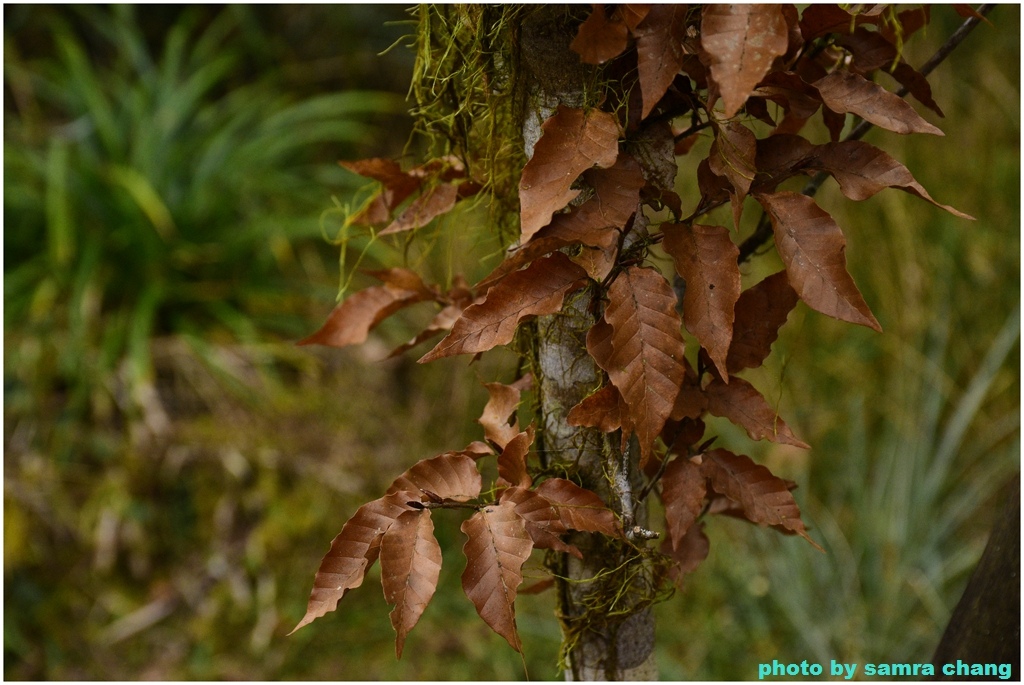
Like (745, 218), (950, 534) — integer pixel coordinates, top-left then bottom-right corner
(5, 5), (406, 419)
(3, 4), (1019, 681)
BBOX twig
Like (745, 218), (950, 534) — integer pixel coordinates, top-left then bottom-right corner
(736, 5), (995, 264)
(409, 499), (482, 510)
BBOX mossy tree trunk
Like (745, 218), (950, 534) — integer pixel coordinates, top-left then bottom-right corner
(520, 7), (658, 680)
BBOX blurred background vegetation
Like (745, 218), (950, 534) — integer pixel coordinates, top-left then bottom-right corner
(4, 4), (1019, 680)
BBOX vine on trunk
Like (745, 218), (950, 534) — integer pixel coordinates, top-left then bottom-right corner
(292, 3), (981, 675)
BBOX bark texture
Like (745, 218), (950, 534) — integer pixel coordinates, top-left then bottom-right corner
(932, 473), (1020, 680)
(520, 7), (658, 680)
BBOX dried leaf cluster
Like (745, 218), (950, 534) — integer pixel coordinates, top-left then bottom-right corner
(295, 4), (972, 658)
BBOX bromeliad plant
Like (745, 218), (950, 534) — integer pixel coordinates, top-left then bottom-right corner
(293, 4), (982, 676)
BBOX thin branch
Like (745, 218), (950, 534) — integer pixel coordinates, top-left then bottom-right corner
(673, 118), (713, 143)
(408, 499), (483, 510)
(736, 5), (996, 264)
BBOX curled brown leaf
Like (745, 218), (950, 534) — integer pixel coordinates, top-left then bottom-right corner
(387, 453), (483, 503)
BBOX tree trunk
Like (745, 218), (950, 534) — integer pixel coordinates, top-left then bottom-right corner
(520, 7), (658, 680)
(932, 473), (1020, 680)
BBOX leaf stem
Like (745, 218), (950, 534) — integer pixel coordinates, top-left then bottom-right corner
(409, 499), (484, 510)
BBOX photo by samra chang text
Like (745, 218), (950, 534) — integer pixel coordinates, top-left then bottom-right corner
(758, 658), (1014, 680)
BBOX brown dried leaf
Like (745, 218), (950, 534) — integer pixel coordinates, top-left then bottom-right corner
(662, 520), (710, 587)
(389, 278), (478, 357)
(669, 382), (707, 422)
(535, 478), (622, 538)
(798, 4), (879, 41)
(888, 60), (943, 117)
(727, 271), (798, 375)
(297, 269), (436, 348)
(881, 7), (931, 44)
(809, 141), (973, 219)
(461, 501), (534, 652)
(571, 4), (630, 64)
(702, 4), (789, 118)
(419, 253), (588, 362)
(662, 416), (706, 459)
(340, 158), (416, 191)
(500, 486), (582, 559)
(497, 427), (535, 489)
(291, 492), (413, 633)
(756, 191), (881, 332)
(661, 457), (707, 549)
(662, 223), (741, 379)
(519, 106), (620, 242)
(479, 381), (524, 450)
(812, 71), (943, 136)
(708, 122), (758, 203)
(705, 376), (809, 448)
(341, 158), (422, 226)
(701, 449), (822, 550)
(836, 29), (943, 117)
(953, 4), (991, 22)
(619, 4), (652, 32)
(753, 71), (825, 132)
(520, 577), (556, 595)
(380, 509), (443, 658)
(567, 383), (624, 433)
(634, 4), (688, 118)
(387, 453), (483, 503)
(574, 155), (647, 248)
(380, 183), (460, 236)
(592, 267), (687, 465)
(696, 157), (732, 212)
(483, 154), (646, 288)
(779, 3), (803, 62)
(752, 132), (816, 192)
(458, 441), (495, 460)
(388, 303), (465, 358)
